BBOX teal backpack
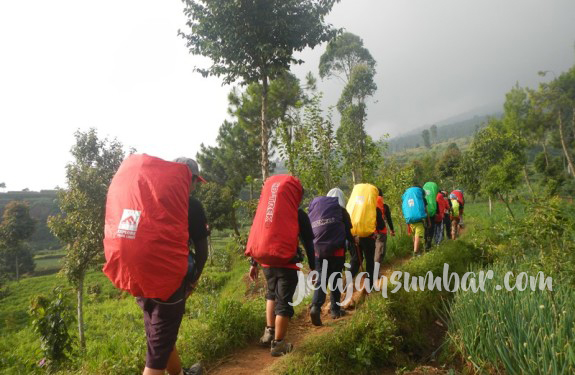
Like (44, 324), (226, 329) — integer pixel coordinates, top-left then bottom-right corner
(402, 187), (427, 224)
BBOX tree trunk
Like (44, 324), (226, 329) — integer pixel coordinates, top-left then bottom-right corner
(488, 196), (492, 216)
(558, 112), (575, 178)
(523, 165), (535, 199)
(77, 277), (85, 349)
(15, 253), (19, 282)
(542, 140), (549, 169)
(231, 206), (240, 237)
(260, 75), (270, 181)
(498, 192), (515, 219)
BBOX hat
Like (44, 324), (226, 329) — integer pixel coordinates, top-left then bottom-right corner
(173, 157), (207, 183)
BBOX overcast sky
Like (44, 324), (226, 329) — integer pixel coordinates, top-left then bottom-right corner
(1, 0), (574, 191)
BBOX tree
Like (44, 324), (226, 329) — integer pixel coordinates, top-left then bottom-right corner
(48, 129), (125, 349)
(463, 122), (525, 218)
(0, 182), (5, 189)
(437, 143), (462, 189)
(319, 32), (378, 184)
(421, 129), (432, 149)
(430, 125), (438, 144)
(278, 77), (343, 194)
(180, 0), (340, 180)
(501, 83), (536, 197)
(536, 67), (575, 178)
(0, 201), (36, 281)
(193, 182), (236, 232)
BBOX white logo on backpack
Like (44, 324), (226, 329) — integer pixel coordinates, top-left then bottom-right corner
(117, 209), (142, 239)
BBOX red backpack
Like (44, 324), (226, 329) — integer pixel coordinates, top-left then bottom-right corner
(103, 154), (192, 300)
(245, 175), (303, 267)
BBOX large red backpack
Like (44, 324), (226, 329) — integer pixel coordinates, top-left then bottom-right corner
(103, 154), (192, 300)
(245, 175), (303, 267)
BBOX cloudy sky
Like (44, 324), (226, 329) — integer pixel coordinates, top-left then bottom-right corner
(1, 0), (574, 191)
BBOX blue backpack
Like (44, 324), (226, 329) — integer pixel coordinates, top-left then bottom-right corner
(402, 187), (427, 224)
(308, 196), (345, 258)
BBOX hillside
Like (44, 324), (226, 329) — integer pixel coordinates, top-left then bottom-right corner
(0, 190), (61, 251)
(386, 113), (502, 153)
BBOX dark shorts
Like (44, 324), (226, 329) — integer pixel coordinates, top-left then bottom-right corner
(263, 267), (299, 318)
(136, 282), (187, 370)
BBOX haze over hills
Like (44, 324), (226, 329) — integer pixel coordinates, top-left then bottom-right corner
(387, 103), (504, 153)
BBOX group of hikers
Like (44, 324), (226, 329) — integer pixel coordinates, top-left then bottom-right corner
(246, 176), (465, 358)
(101, 154), (466, 374)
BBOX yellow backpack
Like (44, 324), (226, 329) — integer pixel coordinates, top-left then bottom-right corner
(451, 199), (460, 218)
(346, 184), (379, 237)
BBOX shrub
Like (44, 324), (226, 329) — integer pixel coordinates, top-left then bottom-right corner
(29, 286), (75, 371)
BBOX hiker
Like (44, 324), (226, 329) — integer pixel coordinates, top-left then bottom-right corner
(347, 184), (382, 286)
(246, 175), (315, 357)
(441, 191), (452, 240)
(423, 182), (439, 250)
(450, 193), (461, 239)
(452, 189), (465, 227)
(308, 187), (355, 326)
(434, 191), (447, 244)
(374, 189), (395, 265)
(401, 184), (428, 256)
(140, 157), (208, 375)
(103, 155), (208, 375)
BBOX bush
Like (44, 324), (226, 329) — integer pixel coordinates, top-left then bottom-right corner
(29, 286), (75, 371)
(273, 297), (397, 375)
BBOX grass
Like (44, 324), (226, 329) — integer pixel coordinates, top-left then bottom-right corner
(0, 232), (269, 374)
(448, 262), (575, 374)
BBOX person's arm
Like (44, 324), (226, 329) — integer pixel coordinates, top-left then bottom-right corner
(384, 204), (395, 233)
(342, 208), (355, 244)
(192, 237), (208, 283)
(298, 209), (315, 270)
(188, 197), (210, 283)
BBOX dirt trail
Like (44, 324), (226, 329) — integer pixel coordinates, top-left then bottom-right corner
(206, 257), (410, 375)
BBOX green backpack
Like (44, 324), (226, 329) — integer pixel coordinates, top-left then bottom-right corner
(423, 182), (439, 217)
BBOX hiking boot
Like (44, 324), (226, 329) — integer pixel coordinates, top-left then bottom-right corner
(183, 363), (203, 375)
(310, 304), (322, 326)
(330, 309), (346, 319)
(260, 326), (275, 346)
(270, 339), (293, 357)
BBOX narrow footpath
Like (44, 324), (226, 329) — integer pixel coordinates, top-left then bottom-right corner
(206, 256), (410, 375)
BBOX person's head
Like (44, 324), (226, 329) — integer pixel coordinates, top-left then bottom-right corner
(173, 157), (206, 193)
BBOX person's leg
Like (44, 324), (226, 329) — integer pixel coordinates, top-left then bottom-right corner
(434, 222), (443, 245)
(261, 268), (277, 345)
(360, 237), (376, 287)
(349, 238), (360, 277)
(374, 233), (385, 265)
(329, 256), (345, 316)
(451, 219), (457, 239)
(444, 216), (451, 240)
(310, 257), (325, 326)
(165, 347), (182, 375)
(270, 268), (298, 356)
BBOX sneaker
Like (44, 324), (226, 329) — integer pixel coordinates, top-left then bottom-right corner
(183, 363), (203, 375)
(330, 309), (346, 319)
(270, 339), (293, 357)
(259, 326), (275, 346)
(310, 305), (322, 326)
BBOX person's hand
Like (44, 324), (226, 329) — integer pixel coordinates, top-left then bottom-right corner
(391, 231), (396, 237)
(249, 265), (258, 282)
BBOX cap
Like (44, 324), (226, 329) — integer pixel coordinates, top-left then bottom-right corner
(173, 157), (207, 183)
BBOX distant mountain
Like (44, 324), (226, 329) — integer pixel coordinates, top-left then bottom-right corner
(387, 108), (503, 153)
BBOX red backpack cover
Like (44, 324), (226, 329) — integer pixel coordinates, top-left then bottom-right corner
(103, 154), (192, 300)
(435, 192), (446, 223)
(245, 175), (303, 267)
